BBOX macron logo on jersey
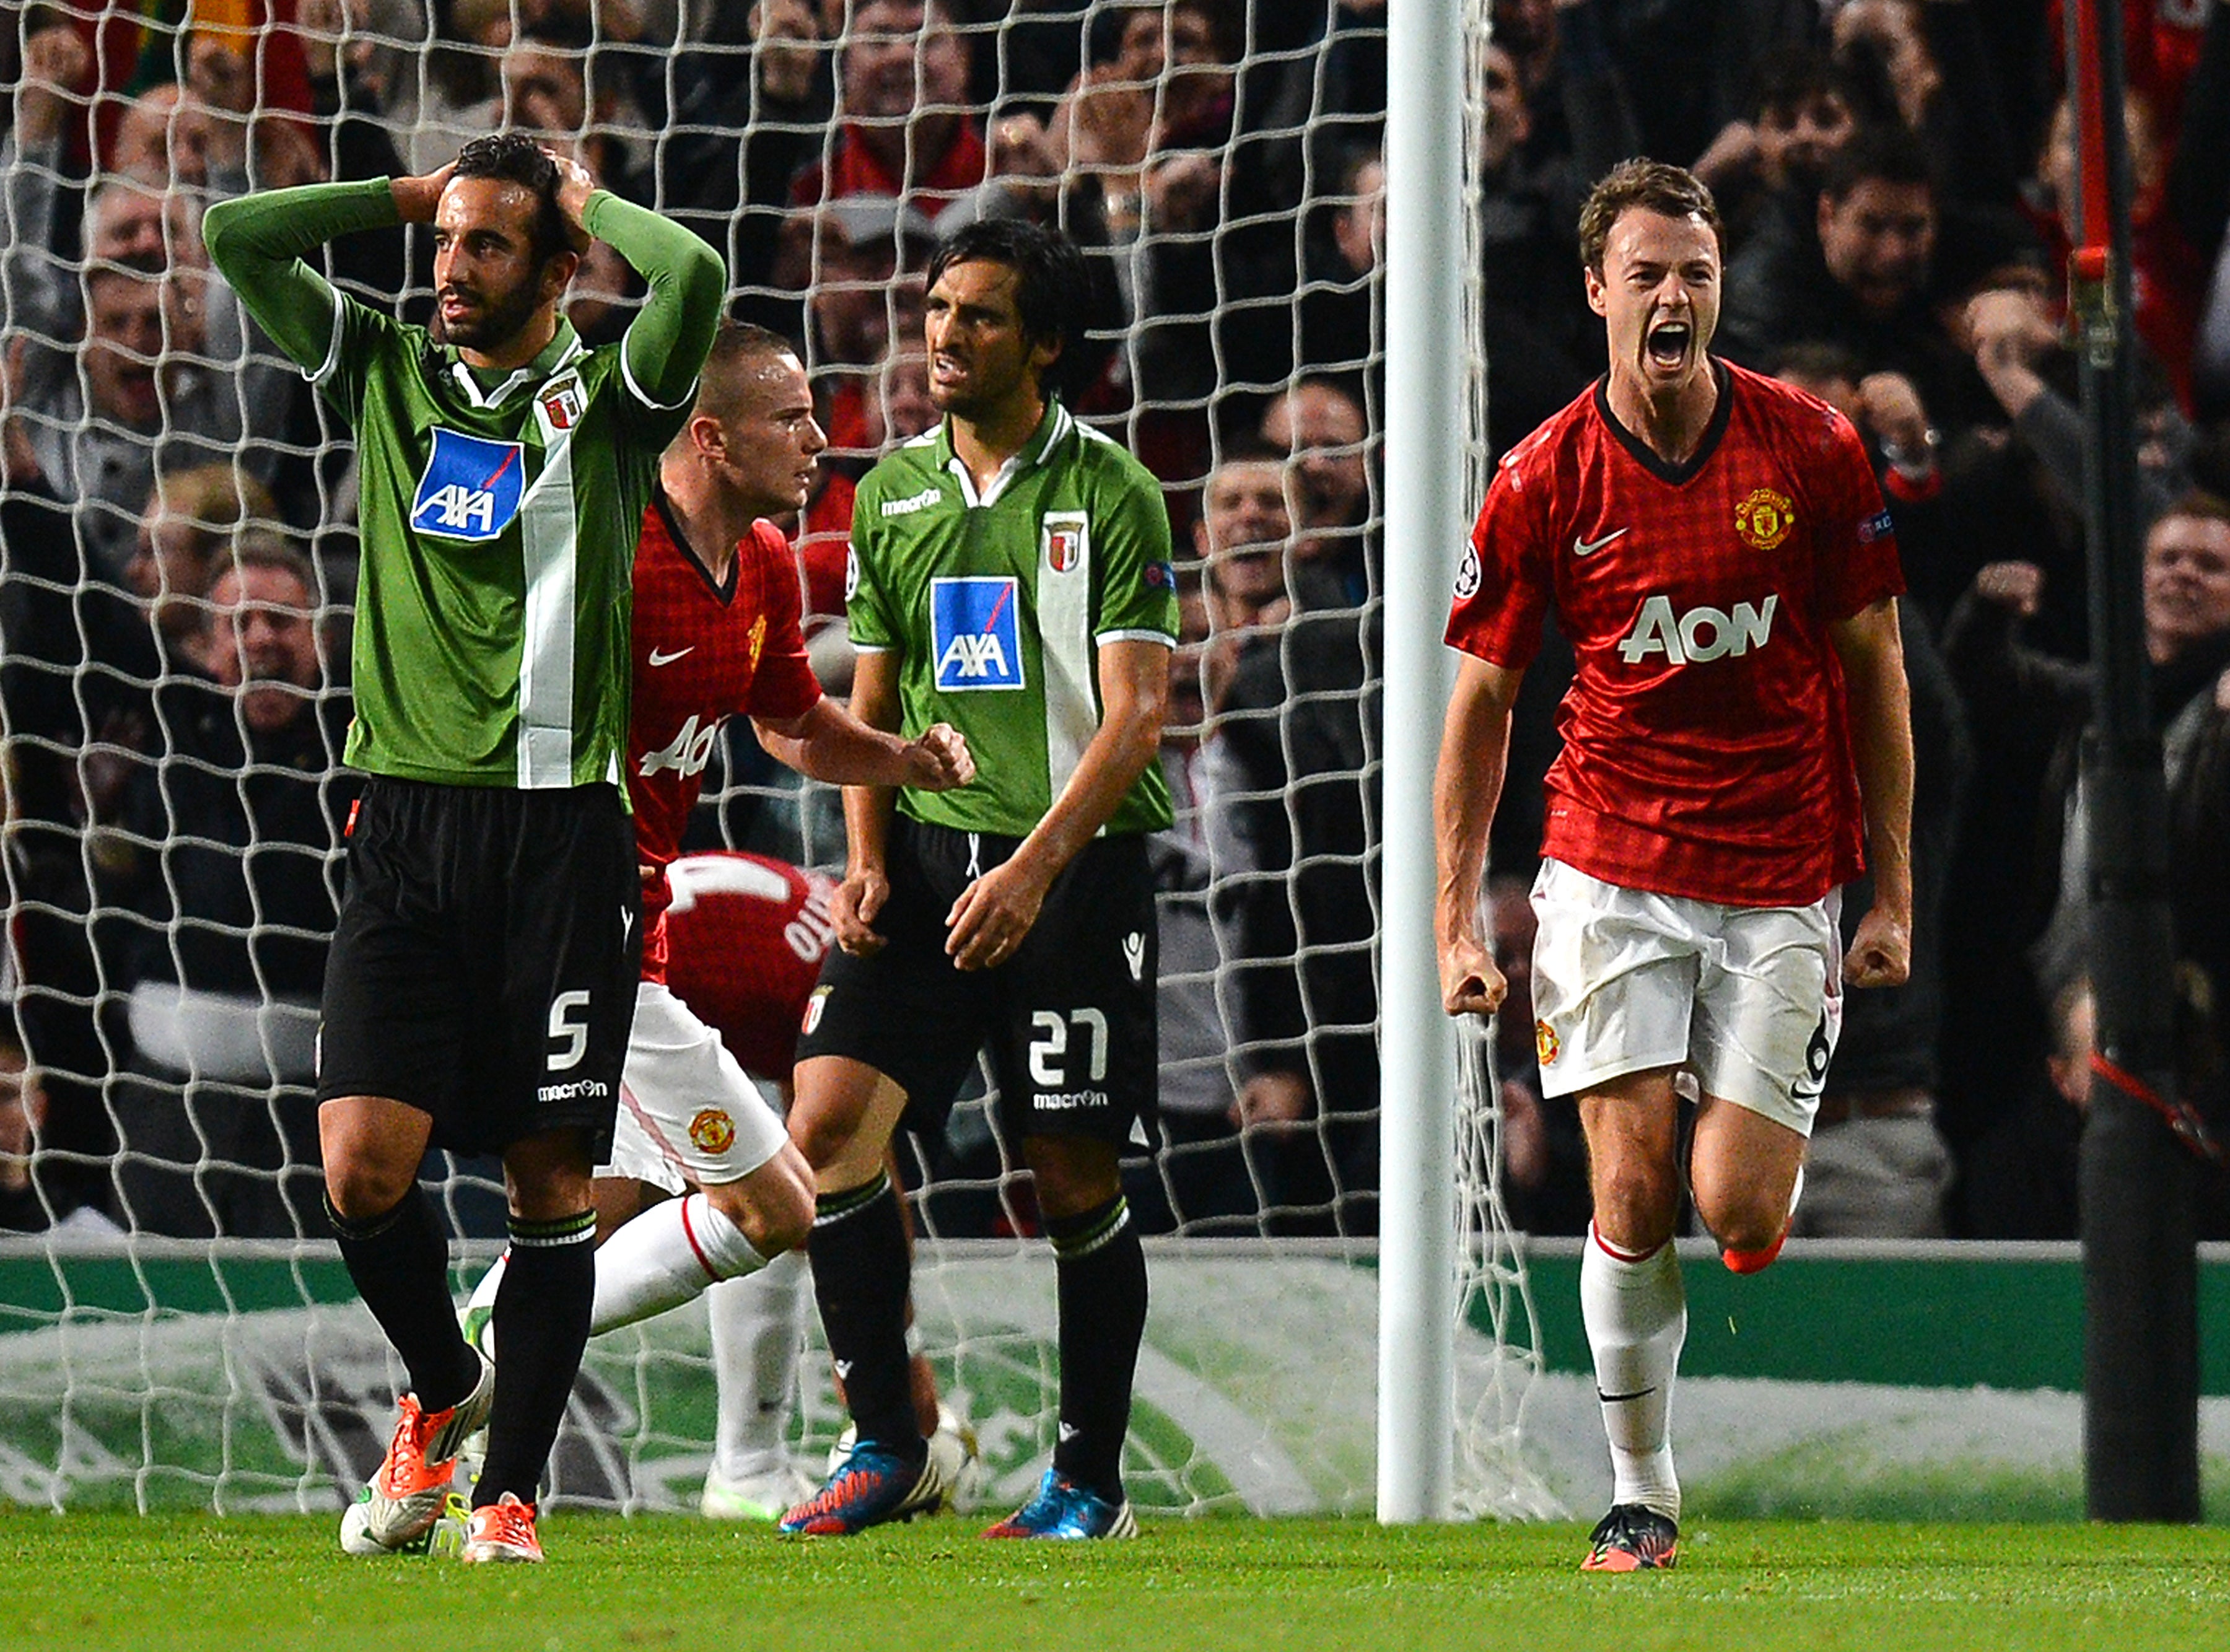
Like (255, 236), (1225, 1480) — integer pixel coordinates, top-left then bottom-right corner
(932, 576), (1026, 691)
(411, 428), (527, 542)
(1617, 593), (1778, 666)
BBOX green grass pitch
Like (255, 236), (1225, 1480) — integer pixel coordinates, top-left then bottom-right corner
(4, 1513), (2229, 1652)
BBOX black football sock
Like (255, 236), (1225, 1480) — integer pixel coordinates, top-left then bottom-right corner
(326, 1187), (479, 1413)
(1047, 1194), (1146, 1502)
(474, 1210), (596, 1508)
(806, 1173), (922, 1461)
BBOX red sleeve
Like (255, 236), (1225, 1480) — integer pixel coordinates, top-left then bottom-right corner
(1443, 447), (1553, 668)
(1812, 414), (1905, 622)
(742, 522), (824, 722)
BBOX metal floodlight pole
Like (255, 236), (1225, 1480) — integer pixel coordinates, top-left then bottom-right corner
(1378, 0), (1466, 1523)
(2068, 0), (2200, 1523)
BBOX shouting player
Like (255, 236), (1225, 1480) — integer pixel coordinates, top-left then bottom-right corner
(207, 135), (725, 1563)
(1434, 160), (1915, 1572)
(780, 219), (1176, 1541)
(458, 324), (973, 1501)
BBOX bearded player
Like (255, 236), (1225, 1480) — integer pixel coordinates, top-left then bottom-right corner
(1434, 160), (1915, 1572)
(460, 324), (973, 1485)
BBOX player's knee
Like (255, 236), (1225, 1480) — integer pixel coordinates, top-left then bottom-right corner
(1591, 1162), (1679, 1250)
(711, 1159), (813, 1258)
(1695, 1186), (1786, 1257)
(321, 1157), (415, 1223)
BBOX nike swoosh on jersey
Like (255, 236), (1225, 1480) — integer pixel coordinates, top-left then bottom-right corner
(1572, 528), (1630, 557)
(647, 646), (696, 666)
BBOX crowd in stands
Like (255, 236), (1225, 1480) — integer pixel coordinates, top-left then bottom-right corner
(3, 0), (2230, 1245)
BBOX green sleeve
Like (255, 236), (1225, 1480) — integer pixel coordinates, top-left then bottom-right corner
(202, 178), (398, 375)
(582, 190), (726, 412)
(1094, 456), (1179, 643)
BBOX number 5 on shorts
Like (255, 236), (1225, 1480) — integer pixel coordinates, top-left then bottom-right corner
(548, 990), (593, 1072)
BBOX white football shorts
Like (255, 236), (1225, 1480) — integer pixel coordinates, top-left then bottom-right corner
(1526, 858), (1842, 1135)
(598, 981), (791, 1194)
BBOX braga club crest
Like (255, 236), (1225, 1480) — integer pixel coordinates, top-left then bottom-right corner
(411, 429), (528, 542)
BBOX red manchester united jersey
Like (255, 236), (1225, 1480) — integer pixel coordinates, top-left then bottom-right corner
(1446, 361), (1903, 907)
(661, 852), (839, 1080)
(630, 496), (823, 981)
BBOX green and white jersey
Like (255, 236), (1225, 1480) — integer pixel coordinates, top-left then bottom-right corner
(205, 180), (722, 790)
(316, 305), (678, 787)
(848, 400), (1178, 838)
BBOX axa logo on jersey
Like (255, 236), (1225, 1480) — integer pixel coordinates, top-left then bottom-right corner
(411, 429), (527, 541)
(1617, 593), (1778, 665)
(930, 576), (1026, 691)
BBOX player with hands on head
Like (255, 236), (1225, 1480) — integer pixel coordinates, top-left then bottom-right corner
(456, 323), (973, 1498)
(1435, 159), (1914, 1574)
(205, 132), (725, 1564)
(779, 217), (1176, 1541)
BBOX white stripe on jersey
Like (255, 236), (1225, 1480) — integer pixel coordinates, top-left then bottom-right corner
(517, 399), (582, 787)
(1038, 500), (1096, 811)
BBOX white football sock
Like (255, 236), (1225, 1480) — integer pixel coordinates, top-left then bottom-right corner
(1579, 1224), (1687, 1521)
(591, 1192), (768, 1335)
(709, 1248), (809, 1478)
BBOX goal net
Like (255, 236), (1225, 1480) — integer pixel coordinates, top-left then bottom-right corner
(0, 0), (1544, 1519)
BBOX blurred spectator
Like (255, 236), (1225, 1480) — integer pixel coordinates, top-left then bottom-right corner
(1126, 0), (1301, 462)
(1129, 578), (1252, 1234)
(1260, 377), (1373, 603)
(1204, 538), (1381, 1237)
(1469, 33), (1620, 458)
(1721, 121), (2006, 437)
(102, 537), (352, 1239)
(2019, 89), (2205, 413)
(1691, 45), (1860, 260)
(498, 25), (654, 203)
(1957, 973), (2090, 1239)
(789, 0), (987, 224)
(1941, 496), (2230, 1165)
(1192, 439), (1293, 714)
(1296, 144), (1383, 384)
(1831, 0), (2022, 214)
(662, 0), (833, 307)
(0, 1011), (120, 1237)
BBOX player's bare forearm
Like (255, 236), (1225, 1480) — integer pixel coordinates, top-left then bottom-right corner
(836, 650), (903, 881)
(1435, 655), (1523, 1016)
(1829, 598), (1917, 987)
(756, 701), (974, 792)
(1010, 638), (1168, 889)
(1829, 598), (1917, 922)
(944, 639), (1166, 970)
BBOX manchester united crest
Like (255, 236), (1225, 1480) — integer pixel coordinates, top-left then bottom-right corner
(689, 1108), (737, 1154)
(1734, 487), (1796, 551)
(1535, 1019), (1560, 1067)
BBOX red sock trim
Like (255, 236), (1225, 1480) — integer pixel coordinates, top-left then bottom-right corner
(678, 1195), (721, 1283)
(1589, 1223), (1666, 1266)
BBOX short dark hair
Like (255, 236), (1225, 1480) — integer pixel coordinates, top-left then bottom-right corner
(1821, 121), (1934, 205)
(453, 132), (576, 264)
(694, 320), (803, 424)
(1576, 158), (1723, 276)
(925, 217), (1092, 399)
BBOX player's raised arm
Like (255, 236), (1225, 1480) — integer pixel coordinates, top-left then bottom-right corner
(544, 152), (725, 412)
(943, 635), (1168, 972)
(1434, 652), (1525, 1018)
(1829, 596), (1917, 988)
(204, 173), (431, 372)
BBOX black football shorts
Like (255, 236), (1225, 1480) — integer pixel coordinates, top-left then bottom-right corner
(796, 817), (1158, 1148)
(317, 777), (641, 1158)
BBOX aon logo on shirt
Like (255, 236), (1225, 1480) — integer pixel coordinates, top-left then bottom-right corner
(640, 714), (721, 779)
(1617, 593), (1778, 666)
